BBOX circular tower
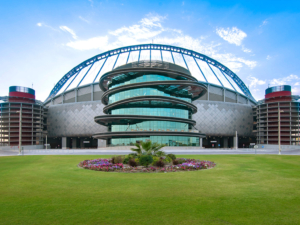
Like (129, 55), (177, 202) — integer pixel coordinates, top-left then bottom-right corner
(93, 60), (207, 147)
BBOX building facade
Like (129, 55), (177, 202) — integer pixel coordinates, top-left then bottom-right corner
(0, 86), (45, 149)
(42, 44), (257, 149)
(253, 85), (300, 146)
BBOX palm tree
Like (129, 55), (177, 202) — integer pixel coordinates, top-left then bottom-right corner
(130, 141), (165, 156)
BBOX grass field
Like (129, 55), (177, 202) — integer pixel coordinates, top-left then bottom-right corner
(0, 155), (300, 225)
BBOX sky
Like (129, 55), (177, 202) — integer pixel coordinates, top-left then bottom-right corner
(0, 0), (300, 101)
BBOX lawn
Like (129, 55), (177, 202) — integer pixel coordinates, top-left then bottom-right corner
(0, 155), (299, 225)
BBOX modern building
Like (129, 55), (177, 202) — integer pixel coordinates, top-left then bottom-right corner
(93, 60), (207, 146)
(0, 86), (46, 150)
(43, 44), (257, 149)
(253, 85), (300, 147)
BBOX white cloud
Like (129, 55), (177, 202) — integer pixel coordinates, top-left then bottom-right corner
(247, 76), (266, 88)
(242, 46), (252, 53)
(59, 26), (78, 39)
(37, 22), (42, 27)
(63, 13), (256, 72)
(269, 74), (299, 86)
(79, 16), (90, 23)
(88, 0), (93, 7)
(260, 19), (268, 27)
(216, 27), (247, 46)
(66, 36), (108, 50)
(266, 55), (271, 60)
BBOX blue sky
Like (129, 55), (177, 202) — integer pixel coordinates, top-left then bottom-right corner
(1, 0), (300, 101)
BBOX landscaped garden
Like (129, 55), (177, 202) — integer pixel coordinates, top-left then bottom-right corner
(79, 141), (216, 173)
(1, 153), (300, 224)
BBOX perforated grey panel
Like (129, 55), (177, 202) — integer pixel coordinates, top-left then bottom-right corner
(192, 100), (254, 136)
(47, 101), (107, 137)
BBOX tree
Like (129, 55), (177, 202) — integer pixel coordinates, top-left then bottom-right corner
(130, 141), (165, 156)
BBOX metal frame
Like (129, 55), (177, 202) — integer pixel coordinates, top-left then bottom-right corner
(45, 43), (256, 102)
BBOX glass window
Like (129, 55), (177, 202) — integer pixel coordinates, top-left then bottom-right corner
(172, 52), (187, 69)
(114, 52), (129, 69)
(196, 59), (221, 86)
(183, 55), (206, 82)
(210, 65), (234, 90)
(65, 65), (92, 91)
(151, 50), (162, 61)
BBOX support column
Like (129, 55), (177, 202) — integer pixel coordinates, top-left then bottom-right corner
(223, 137), (228, 148)
(72, 138), (77, 149)
(62, 137), (67, 149)
(233, 131), (238, 149)
(199, 138), (203, 148)
(97, 139), (106, 148)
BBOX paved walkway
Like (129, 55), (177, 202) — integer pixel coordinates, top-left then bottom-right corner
(1, 148), (300, 156)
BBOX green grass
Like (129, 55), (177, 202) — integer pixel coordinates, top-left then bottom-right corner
(0, 155), (300, 225)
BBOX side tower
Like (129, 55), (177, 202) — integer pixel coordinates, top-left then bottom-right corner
(93, 60), (207, 147)
(255, 85), (300, 146)
(0, 86), (45, 149)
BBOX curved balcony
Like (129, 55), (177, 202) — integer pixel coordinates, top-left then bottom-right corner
(94, 115), (196, 126)
(101, 80), (207, 105)
(103, 95), (197, 114)
(93, 131), (205, 140)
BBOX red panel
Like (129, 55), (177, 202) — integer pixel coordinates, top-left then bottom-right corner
(9, 92), (35, 99)
(265, 91), (291, 99)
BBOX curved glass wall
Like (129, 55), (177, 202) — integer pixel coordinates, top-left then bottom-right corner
(111, 136), (199, 146)
(108, 87), (192, 104)
(110, 121), (188, 132)
(109, 74), (179, 89)
(93, 60), (207, 147)
(111, 108), (189, 119)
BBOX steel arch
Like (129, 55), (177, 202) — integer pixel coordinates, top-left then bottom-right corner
(45, 43), (256, 102)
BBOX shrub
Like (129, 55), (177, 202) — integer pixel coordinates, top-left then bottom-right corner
(156, 150), (166, 157)
(129, 158), (137, 167)
(112, 155), (124, 164)
(172, 159), (179, 165)
(139, 155), (153, 167)
(177, 158), (186, 164)
(152, 156), (160, 166)
(123, 156), (131, 164)
(156, 160), (165, 167)
(167, 154), (176, 160)
(163, 156), (172, 163)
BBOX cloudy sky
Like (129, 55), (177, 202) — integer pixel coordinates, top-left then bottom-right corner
(1, 0), (300, 101)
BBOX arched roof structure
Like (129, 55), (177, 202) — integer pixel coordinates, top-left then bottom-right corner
(45, 44), (256, 103)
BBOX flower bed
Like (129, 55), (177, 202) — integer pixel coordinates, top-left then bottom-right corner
(78, 158), (216, 173)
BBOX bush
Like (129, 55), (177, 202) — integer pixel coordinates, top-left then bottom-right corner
(152, 156), (160, 166)
(139, 155), (153, 167)
(156, 160), (165, 167)
(172, 159), (179, 165)
(156, 150), (165, 157)
(112, 155), (124, 164)
(163, 156), (172, 163)
(129, 158), (137, 167)
(177, 158), (186, 164)
(123, 156), (131, 164)
(167, 154), (176, 160)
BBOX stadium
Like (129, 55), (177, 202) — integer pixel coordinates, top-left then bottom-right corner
(39, 43), (256, 149)
(0, 44), (258, 149)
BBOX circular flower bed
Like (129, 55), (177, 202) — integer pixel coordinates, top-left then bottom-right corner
(78, 157), (216, 173)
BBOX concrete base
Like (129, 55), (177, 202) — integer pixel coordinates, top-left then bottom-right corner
(0, 145), (44, 151)
(257, 144), (300, 150)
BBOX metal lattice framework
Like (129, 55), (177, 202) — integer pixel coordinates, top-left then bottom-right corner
(45, 43), (256, 102)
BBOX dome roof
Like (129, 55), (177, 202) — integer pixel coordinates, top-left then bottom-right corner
(45, 44), (256, 103)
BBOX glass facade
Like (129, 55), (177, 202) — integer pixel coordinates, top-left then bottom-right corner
(108, 87), (191, 104)
(109, 74), (179, 89)
(111, 108), (189, 119)
(110, 121), (189, 132)
(95, 60), (206, 147)
(111, 136), (199, 146)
